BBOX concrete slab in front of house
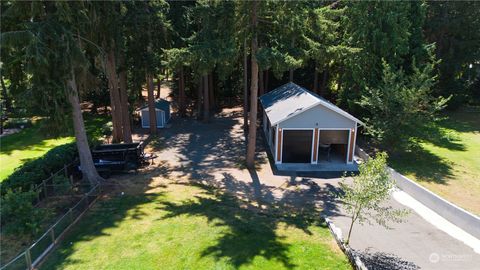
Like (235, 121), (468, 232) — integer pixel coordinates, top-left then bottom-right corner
(275, 159), (359, 173)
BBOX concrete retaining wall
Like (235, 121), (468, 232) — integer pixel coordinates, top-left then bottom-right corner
(355, 146), (480, 240)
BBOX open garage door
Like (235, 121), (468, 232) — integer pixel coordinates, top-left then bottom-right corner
(282, 130), (313, 163)
(317, 130), (349, 163)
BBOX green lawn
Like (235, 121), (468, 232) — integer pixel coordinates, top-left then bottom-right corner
(0, 114), (109, 181)
(41, 177), (350, 270)
(389, 109), (480, 215)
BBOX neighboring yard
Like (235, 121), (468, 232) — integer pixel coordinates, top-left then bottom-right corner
(41, 173), (350, 270)
(0, 114), (109, 181)
(389, 109), (480, 215)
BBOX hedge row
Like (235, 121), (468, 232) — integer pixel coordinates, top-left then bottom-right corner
(1, 142), (78, 194)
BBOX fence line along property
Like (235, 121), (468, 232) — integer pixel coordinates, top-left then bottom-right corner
(0, 184), (103, 270)
(31, 160), (87, 205)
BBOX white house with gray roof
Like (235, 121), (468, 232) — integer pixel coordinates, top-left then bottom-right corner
(259, 82), (363, 170)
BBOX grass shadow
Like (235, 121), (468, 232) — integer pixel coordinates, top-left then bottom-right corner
(158, 181), (329, 269)
(388, 145), (453, 184)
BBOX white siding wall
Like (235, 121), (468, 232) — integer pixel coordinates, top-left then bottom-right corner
(278, 104), (355, 129)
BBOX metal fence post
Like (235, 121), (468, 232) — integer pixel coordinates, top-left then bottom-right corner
(43, 180), (47, 198)
(25, 249), (32, 270)
(36, 186), (41, 203)
(69, 208), (74, 223)
(50, 228), (56, 244)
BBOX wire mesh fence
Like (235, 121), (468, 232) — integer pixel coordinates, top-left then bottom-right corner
(31, 160), (89, 205)
(0, 185), (102, 270)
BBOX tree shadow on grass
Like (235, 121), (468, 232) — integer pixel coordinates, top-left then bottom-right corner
(414, 122), (466, 152)
(38, 175), (166, 269)
(158, 179), (330, 269)
(389, 146), (454, 184)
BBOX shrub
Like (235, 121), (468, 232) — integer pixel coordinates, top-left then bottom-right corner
(0, 189), (51, 236)
(52, 175), (72, 195)
(1, 143), (78, 194)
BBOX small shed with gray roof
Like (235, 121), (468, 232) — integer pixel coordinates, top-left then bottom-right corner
(138, 99), (171, 128)
(259, 82), (363, 167)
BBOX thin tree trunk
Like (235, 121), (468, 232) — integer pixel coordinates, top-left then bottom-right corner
(259, 69), (264, 97)
(264, 69), (269, 92)
(179, 66), (186, 117)
(243, 38), (249, 131)
(203, 74), (209, 122)
(313, 62), (319, 93)
(208, 72), (214, 110)
(346, 215), (355, 244)
(197, 76), (203, 119)
(105, 47), (123, 143)
(246, 0), (259, 169)
(156, 76), (161, 99)
(320, 69), (329, 96)
(66, 73), (102, 186)
(146, 72), (157, 135)
(119, 54), (132, 143)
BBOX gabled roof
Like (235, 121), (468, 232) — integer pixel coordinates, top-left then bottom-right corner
(139, 99), (170, 111)
(259, 82), (363, 125)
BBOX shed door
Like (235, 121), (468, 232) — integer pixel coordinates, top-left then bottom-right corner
(156, 110), (164, 127)
(282, 130), (313, 163)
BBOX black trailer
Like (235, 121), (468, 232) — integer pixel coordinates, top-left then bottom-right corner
(91, 142), (146, 177)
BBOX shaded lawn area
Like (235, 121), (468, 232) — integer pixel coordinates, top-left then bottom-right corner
(0, 114), (109, 181)
(41, 177), (350, 270)
(389, 109), (480, 215)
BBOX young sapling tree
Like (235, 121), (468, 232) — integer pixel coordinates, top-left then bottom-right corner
(339, 152), (409, 244)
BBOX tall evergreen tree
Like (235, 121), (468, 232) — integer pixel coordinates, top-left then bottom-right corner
(1, 1), (102, 184)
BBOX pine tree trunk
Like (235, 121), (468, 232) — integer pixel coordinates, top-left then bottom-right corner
(246, 0), (259, 169)
(313, 62), (319, 93)
(243, 38), (249, 131)
(156, 76), (161, 99)
(264, 69), (269, 92)
(118, 54), (132, 143)
(197, 76), (203, 120)
(259, 69), (264, 97)
(146, 72), (157, 135)
(320, 69), (329, 96)
(105, 47), (123, 143)
(203, 74), (210, 122)
(179, 66), (186, 117)
(66, 74), (102, 186)
(208, 72), (214, 111)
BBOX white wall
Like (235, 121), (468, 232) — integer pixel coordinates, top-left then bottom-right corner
(278, 104), (356, 129)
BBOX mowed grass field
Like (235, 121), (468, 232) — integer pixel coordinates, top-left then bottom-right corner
(0, 114), (108, 181)
(0, 123), (74, 181)
(41, 176), (350, 270)
(390, 109), (480, 215)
